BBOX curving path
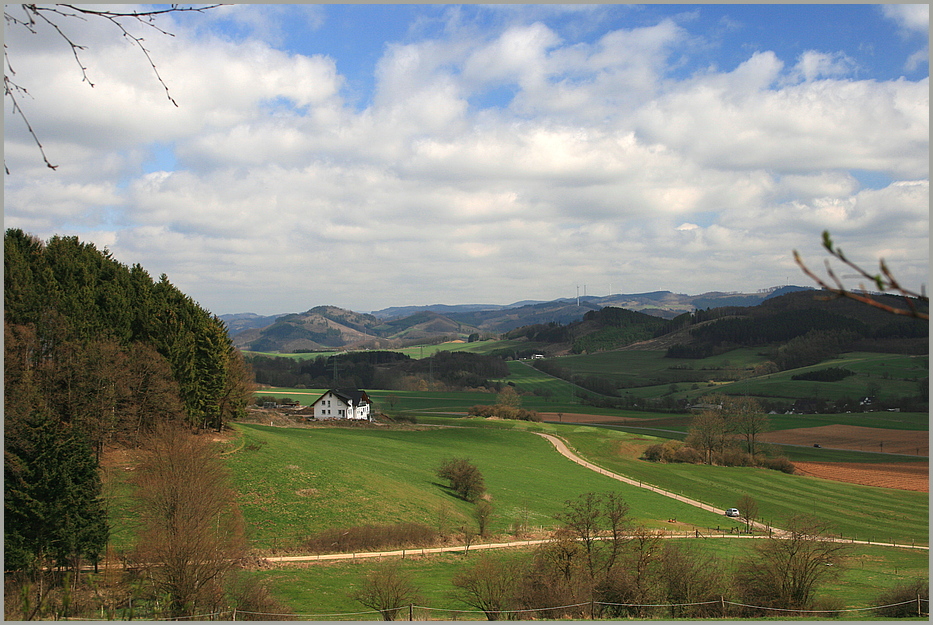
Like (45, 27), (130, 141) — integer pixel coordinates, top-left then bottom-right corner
(534, 432), (778, 534)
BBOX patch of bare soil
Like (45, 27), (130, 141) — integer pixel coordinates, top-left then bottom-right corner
(793, 461), (928, 492)
(758, 424), (928, 457)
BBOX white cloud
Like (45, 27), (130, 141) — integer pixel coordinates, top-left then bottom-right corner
(4, 6), (928, 314)
(881, 4), (930, 35)
(790, 50), (857, 82)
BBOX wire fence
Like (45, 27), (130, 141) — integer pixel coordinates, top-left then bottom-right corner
(63, 596), (930, 620)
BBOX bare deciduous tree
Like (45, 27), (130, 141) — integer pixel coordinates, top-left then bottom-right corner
(726, 396), (769, 457)
(737, 494), (759, 534)
(451, 554), (521, 621)
(130, 423), (246, 617)
(735, 514), (848, 612)
(352, 562), (420, 621)
(473, 499), (494, 537)
(685, 409), (729, 464)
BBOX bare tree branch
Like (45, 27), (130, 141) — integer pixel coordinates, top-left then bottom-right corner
(4, 4), (221, 173)
(794, 230), (928, 321)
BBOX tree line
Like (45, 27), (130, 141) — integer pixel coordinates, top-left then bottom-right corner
(247, 349), (509, 391)
(4, 229), (255, 610)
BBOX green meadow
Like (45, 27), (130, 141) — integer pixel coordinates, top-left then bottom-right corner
(221, 422), (741, 551)
(221, 419), (928, 550)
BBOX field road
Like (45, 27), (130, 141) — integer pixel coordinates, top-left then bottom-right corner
(533, 432), (775, 534)
(262, 534), (765, 564)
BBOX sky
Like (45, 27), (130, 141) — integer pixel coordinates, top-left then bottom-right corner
(4, 3), (929, 316)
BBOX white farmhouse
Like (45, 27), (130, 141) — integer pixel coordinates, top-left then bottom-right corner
(310, 388), (373, 421)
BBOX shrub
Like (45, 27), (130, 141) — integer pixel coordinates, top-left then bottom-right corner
(872, 577), (929, 618)
(763, 456), (796, 474)
(468, 404), (541, 422)
(659, 440), (682, 462)
(642, 444), (664, 462)
(673, 445), (704, 464)
(715, 448), (755, 467)
(303, 523), (440, 553)
(437, 458), (486, 502)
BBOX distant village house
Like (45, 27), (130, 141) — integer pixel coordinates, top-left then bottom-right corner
(310, 389), (373, 421)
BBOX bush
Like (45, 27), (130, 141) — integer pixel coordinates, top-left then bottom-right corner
(642, 443), (664, 462)
(872, 577), (928, 618)
(715, 448), (755, 467)
(303, 523), (440, 554)
(468, 404), (541, 422)
(673, 445), (704, 464)
(437, 458), (486, 502)
(763, 456), (796, 474)
(352, 562), (420, 621)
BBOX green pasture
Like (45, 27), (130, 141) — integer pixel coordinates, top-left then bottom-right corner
(221, 419), (929, 549)
(243, 350), (325, 361)
(713, 353), (926, 401)
(393, 338), (530, 359)
(555, 425), (928, 545)
(245, 542), (928, 618)
(221, 423), (745, 551)
(548, 347), (766, 388)
(244, 339), (532, 362)
(405, 417), (927, 543)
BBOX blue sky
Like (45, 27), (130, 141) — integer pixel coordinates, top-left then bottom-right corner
(4, 4), (928, 315)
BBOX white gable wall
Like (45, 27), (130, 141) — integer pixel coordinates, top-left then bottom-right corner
(312, 391), (371, 420)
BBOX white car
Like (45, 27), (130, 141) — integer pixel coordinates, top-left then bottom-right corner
(725, 508), (740, 517)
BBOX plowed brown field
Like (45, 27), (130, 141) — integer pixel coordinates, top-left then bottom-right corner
(758, 424), (927, 456)
(793, 461), (928, 492)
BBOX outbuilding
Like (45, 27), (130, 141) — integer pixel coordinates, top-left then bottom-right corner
(310, 388), (373, 421)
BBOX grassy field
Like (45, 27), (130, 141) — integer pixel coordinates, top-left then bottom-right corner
(244, 338), (530, 361)
(554, 424), (928, 544)
(221, 423), (746, 551)
(221, 418), (928, 550)
(242, 542), (928, 618)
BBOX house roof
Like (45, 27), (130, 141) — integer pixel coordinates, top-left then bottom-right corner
(314, 388), (372, 406)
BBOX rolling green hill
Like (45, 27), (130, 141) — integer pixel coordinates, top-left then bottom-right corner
(219, 420), (928, 551)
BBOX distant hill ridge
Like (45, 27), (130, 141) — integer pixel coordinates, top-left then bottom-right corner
(224, 286), (815, 353)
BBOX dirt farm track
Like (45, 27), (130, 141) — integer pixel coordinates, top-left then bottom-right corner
(543, 415), (928, 493)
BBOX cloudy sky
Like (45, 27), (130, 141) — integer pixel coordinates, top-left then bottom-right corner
(4, 4), (929, 315)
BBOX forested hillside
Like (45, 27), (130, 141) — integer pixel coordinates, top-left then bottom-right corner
(4, 229), (254, 574)
(250, 349), (509, 391)
(665, 291), (928, 366)
(506, 306), (669, 354)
